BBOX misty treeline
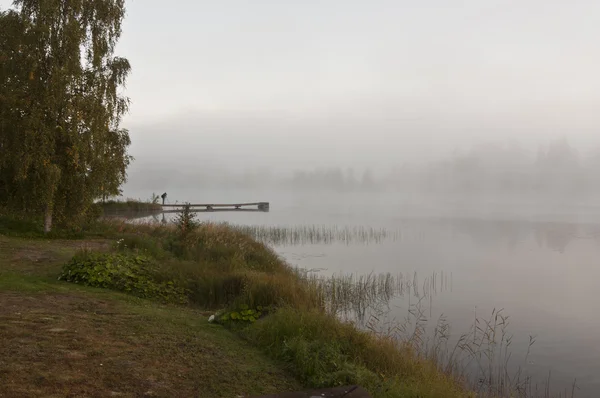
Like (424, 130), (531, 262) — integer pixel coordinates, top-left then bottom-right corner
(128, 137), (600, 199)
(283, 138), (600, 196)
(387, 138), (600, 196)
(0, 1), (131, 231)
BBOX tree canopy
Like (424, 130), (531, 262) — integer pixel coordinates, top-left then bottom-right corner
(0, 0), (131, 230)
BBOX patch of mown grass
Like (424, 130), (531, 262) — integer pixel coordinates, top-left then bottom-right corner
(0, 235), (110, 278)
(0, 272), (61, 293)
(0, 290), (301, 398)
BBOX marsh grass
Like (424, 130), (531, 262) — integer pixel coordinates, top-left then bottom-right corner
(236, 224), (401, 245)
(306, 270), (575, 398)
(299, 270), (451, 322)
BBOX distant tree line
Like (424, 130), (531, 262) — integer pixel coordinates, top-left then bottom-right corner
(280, 138), (600, 197)
(386, 138), (600, 197)
(285, 168), (376, 192)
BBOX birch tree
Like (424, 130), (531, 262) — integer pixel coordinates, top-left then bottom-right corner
(0, 0), (131, 231)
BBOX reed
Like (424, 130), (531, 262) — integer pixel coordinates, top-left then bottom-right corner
(306, 270), (574, 398)
(235, 224), (401, 245)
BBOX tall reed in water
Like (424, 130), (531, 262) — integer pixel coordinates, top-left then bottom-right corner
(305, 269), (566, 397)
(235, 224), (401, 245)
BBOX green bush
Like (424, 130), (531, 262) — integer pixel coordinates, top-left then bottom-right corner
(59, 251), (188, 304)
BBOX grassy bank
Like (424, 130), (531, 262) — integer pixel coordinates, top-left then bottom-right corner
(0, 241), (300, 397)
(0, 214), (470, 398)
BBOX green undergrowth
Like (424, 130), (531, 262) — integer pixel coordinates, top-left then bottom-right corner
(59, 252), (189, 304)
(87, 222), (322, 311)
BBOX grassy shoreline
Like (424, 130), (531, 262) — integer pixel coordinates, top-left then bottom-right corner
(0, 212), (470, 397)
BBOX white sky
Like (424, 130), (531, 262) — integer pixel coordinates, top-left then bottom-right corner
(3, 0), (600, 170)
(119, 1), (600, 123)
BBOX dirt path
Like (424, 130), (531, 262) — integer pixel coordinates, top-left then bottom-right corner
(0, 236), (110, 276)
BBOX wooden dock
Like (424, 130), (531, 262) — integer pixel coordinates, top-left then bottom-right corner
(161, 202), (269, 212)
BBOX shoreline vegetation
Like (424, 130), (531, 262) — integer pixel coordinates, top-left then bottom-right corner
(0, 207), (470, 398)
(0, 204), (569, 398)
(99, 195), (164, 216)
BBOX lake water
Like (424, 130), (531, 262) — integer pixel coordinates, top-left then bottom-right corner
(129, 189), (600, 396)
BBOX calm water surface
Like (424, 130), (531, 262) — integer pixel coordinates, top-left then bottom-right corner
(133, 189), (600, 396)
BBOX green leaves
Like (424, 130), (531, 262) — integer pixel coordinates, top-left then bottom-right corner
(60, 252), (189, 304)
(218, 305), (269, 325)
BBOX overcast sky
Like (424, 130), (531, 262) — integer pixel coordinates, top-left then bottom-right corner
(3, 0), (600, 171)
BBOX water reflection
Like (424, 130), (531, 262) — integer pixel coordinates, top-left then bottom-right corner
(446, 218), (591, 253)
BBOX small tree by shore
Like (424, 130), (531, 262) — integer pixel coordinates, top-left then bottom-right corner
(175, 204), (198, 237)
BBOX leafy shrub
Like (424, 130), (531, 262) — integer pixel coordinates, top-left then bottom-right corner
(175, 204), (198, 237)
(59, 251), (188, 304)
(217, 304), (269, 325)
